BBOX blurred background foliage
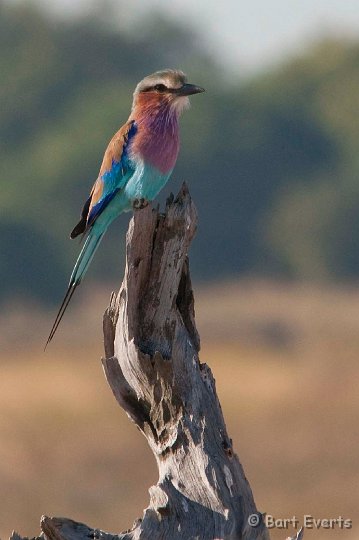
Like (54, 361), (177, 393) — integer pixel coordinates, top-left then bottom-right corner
(2, 2), (359, 306)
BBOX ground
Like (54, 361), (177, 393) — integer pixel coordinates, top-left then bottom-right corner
(0, 280), (358, 540)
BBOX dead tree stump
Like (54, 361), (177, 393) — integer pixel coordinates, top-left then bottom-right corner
(10, 185), (303, 540)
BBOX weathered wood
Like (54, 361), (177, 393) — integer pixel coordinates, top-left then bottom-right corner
(10, 185), (303, 540)
(101, 184), (267, 540)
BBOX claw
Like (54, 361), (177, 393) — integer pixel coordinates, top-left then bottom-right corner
(133, 198), (149, 210)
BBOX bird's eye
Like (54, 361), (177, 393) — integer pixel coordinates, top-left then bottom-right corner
(154, 84), (167, 92)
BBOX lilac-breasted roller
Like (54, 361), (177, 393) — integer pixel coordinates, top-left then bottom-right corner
(46, 69), (204, 346)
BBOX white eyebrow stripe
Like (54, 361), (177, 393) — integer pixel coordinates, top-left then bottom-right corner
(164, 78), (182, 89)
(146, 78), (182, 90)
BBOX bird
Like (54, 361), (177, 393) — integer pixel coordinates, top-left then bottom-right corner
(45, 69), (204, 347)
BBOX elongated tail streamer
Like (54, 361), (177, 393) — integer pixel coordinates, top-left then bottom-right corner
(45, 230), (105, 348)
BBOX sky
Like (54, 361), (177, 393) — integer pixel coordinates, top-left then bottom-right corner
(9, 0), (359, 73)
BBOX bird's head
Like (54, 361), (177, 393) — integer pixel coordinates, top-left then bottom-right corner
(132, 69), (205, 117)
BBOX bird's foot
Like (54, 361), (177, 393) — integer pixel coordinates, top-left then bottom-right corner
(133, 198), (149, 210)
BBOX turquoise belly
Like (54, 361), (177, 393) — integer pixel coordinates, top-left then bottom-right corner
(92, 161), (173, 233)
(124, 161), (172, 203)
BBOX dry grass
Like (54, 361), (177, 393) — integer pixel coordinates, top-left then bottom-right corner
(0, 280), (358, 540)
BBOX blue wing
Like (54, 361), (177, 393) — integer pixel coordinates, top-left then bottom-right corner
(71, 120), (137, 238)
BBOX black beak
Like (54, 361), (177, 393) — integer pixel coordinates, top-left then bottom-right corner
(176, 83), (205, 96)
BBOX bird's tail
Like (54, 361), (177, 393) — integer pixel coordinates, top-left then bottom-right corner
(45, 228), (105, 349)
